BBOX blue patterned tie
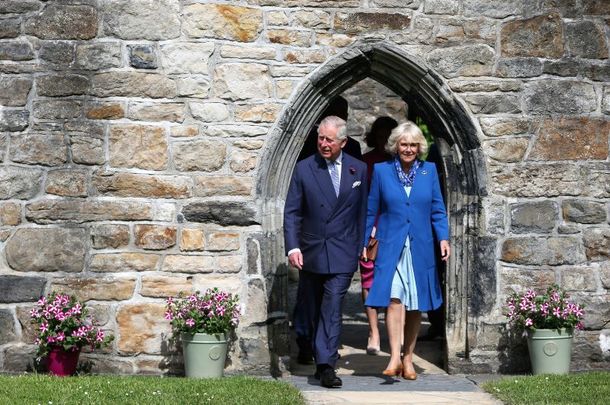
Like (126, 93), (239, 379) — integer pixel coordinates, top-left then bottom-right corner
(329, 161), (340, 197)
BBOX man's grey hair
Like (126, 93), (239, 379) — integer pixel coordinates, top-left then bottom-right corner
(318, 116), (347, 141)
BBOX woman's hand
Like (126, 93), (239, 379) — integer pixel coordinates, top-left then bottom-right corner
(440, 240), (450, 262)
(361, 247), (368, 261)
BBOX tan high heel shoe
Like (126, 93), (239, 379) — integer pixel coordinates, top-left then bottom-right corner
(402, 361), (417, 380)
(382, 364), (403, 377)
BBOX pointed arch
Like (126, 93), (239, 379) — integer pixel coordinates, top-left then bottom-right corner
(257, 40), (488, 374)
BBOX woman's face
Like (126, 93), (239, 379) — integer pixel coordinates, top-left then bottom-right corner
(397, 136), (419, 166)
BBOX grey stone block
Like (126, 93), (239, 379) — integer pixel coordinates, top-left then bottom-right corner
(182, 201), (258, 226)
(128, 44), (157, 69)
(0, 275), (46, 303)
(510, 201), (558, 233)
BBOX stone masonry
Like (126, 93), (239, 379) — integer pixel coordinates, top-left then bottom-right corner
(0, 0), (608, 375)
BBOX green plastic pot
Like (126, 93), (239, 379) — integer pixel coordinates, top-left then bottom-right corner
(527, 328), (573, 375)
(181, 332), (228, 378)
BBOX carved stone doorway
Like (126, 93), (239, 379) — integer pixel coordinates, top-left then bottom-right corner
(257, 40), (488, 375)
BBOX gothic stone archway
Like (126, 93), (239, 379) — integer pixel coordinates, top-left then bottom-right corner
(257, 40), (490, 375)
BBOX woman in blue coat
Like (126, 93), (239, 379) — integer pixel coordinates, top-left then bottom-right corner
(362, 121), (450, 380)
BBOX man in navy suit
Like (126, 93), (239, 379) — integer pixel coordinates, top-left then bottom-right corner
(284, 116), (367, 388)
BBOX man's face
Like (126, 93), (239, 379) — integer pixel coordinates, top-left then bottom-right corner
(317, 124), (346, 161)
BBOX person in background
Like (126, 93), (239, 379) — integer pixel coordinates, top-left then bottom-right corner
(360, 116), (397, 355)
(362, 121), (450, 380)
(284, 116), (367, 388)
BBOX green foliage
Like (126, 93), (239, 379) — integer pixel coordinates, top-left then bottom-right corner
(0, 375), (305, 405)
(415, 116), (434, 160)
(483, 372), (610, 405)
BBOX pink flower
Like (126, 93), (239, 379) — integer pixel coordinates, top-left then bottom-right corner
(525, 318), (533, 327)
(186, 318), (195, 327)
(576, 322), (584, 330)
(551, 292), (560, 302)
(56, 331), (65, 342)
(96, 330), (105, 343)
(164, 311), (173, 320)
(552, 307), (562, 317)
(40, 322), (49, 333)
(519, 299), (530, 311)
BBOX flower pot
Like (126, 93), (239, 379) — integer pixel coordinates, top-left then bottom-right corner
(181, 332), (228, 378)
(47, 346), (80, 376)
(527, 328), (573, 375)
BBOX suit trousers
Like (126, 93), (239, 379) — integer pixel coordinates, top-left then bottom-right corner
(300, 270), (353, 368)
(293, 274), (315, 354)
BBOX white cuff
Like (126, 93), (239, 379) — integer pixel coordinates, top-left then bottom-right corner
(287, 248), (301, 256)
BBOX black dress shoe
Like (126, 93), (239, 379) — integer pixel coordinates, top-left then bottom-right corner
(320, 368), (342, 388)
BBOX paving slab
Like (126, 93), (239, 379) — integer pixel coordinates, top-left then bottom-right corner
(287, 322), (503, 404)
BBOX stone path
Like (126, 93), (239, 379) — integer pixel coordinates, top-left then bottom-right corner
(287, 323), (503, 405)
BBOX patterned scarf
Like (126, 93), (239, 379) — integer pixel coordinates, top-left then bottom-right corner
(394, 156), (421, 187)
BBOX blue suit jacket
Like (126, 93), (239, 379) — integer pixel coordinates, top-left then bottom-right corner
(284, 153), (368, 274)
(364, 160), (449, 310)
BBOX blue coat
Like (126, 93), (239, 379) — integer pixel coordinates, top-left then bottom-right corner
(284, 153), (368, 274)
(364, 160), (449, 310)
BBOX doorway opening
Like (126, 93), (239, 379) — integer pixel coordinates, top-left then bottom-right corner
(257, 40), (488, 375)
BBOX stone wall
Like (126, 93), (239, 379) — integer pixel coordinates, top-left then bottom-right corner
(0, 0), (608, 374)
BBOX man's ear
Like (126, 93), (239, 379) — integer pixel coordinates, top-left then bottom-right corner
(339, 138), (347, 149)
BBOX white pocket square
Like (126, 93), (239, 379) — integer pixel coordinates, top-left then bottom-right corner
(352, 181), (361, 188)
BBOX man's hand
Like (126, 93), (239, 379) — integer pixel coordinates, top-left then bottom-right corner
(288, 251), (303, 270)
(440, 240), (450, 262)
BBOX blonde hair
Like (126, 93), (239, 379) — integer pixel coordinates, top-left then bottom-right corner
(385, 121), (428, 158)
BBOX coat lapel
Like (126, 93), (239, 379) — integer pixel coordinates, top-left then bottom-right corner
(310, 154), (337, 207)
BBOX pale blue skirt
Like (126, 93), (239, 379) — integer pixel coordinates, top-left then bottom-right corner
(389, 186), (419, 310)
